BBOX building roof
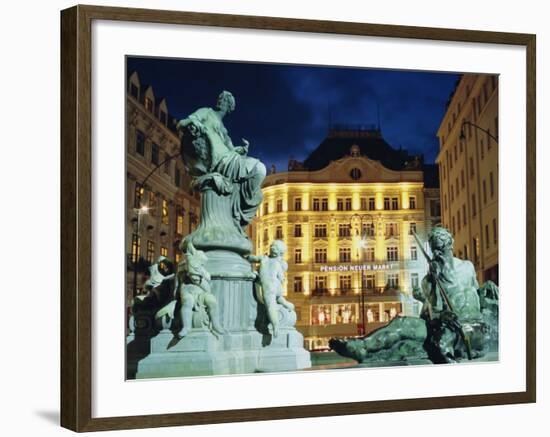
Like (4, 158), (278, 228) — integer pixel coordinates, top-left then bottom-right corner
(302, 125), (420, 172)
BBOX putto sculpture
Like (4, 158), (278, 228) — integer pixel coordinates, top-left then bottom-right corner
(247, 240), (296, 338)
(176, 242), (225, 338)
(330, 225), (499, 364)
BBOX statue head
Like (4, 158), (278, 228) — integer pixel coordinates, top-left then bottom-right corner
(269, 240), (287, 257)
(180, 242), (210, 285)
(428, 226), (454, 256)
(216, 90), (236, 114)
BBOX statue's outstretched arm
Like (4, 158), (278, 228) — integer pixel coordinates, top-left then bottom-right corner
(245, 254), (263, 263)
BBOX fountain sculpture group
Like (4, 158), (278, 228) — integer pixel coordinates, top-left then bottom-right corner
(127, 91), (499, 379)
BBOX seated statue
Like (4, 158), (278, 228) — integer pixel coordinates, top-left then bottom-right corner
(177, 91), (266, 230)
(330, 226), (499, 364)
(246, 240), (295, 338)
(176, 242), (226, 338)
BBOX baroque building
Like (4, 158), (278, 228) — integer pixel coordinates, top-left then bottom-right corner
(126, 71), (200, 305)
(436, 74), (498, 284)
(251, 126), (441, 351)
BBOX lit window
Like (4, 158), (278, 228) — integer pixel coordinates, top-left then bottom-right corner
(386, 246), (399, 261)
(134, 183), (144, 208)
(293, 277), (303, 293)
(131, 236), (141, 263)
(146, 240), (155, 263)
(364, 248), (375, 262)
(162, 199), (169, 225)
(339, 275), (352, 291)
(176, 208), (184, 235)
(144, 97), (154, 112)
(339, 248), (351, 263)
(160, 247), (168, 257)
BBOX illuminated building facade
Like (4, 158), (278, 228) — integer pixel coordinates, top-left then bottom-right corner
(436, 74), (498, 283)
(251, 127), (441, 350)
(126, 71), (200, 305)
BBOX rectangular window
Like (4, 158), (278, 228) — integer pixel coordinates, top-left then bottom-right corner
(314, 224), (327, 238)
(360, 197), (368, 210)
(409, 196), (416, 210)
(387, 273), (399, 288)
(368, 197), (376, 210)
(490, 172), (495, 198)
(472, 193), (477, 216)
(457, 210), (461, 231)
(339, 248), (351, 263)
(338, 224), (351, 237)
(391, 197), (399, 210)
(148, 191), (157, 214)
(493, 218), (498, 244)
(146, 240), (155, 263)
(314, 276), (327, 292)
(134, 183), (144, 208)
(275, 226), (283, 239)
(456, 177), (459, 195)
(365, 247), (375, 262)
(463, 204), (467, 226)
(276, 199), (283, 213)
(144, 97), (154, 112)
(386, 246), (399, 261)
(337, 198), (344, 211)
(362, 222), (375, 237)
(483, 179), (487, 205)
(452, 216), (456, 235)
(176, 208), (184, 235)
(485, 225), (490, 249)
(313, 198), (320, 211)
(135, 130), (145, 156)
(410, 246), (418, 261)
(430, 200), (441, 217)
(293, 277), (303, 293)
(340, 275), (352, 291)
(345, 198), (352, 211)
(131, 235), (141, 263)
(160, 247), (168, 257)
(461, 170), (465, 189)
(294, 224), (302, 237)
(411, 273), (419, 289)
(321, 198), (328, 211)
(314, 248), (327, 264)
(162, 199), (169, 224)
(365, 274), (375, 289)
(294, 197), (302, 211)
(151, 143), (159, 165)
(294, 248), (302, 264)
(473, 236), (480, 265)
(384, 197), (390, 210)
(385, 223), (399, 237)
(409, 222), (417, 235)
(130, 83), (139, 98)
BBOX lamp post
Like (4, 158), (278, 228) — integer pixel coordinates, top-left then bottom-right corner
(131, 152), (180, 298)
(352, 213), (374, 336)
(460, 121), (498, 144)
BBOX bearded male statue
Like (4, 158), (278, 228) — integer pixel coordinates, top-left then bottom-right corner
(330, 226), (499, 364)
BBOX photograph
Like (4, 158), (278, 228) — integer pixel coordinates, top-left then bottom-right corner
(125, 57), (500, 379)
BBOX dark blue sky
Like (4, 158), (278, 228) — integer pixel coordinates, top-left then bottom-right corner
(127, 57), (459, 169)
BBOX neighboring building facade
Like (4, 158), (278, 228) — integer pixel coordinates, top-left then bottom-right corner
(436, 74), (498, 284)
(251, 127), (440, 351)
(126, 71), (200, 305)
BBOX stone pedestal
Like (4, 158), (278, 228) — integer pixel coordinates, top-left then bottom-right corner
(130, 254), (311, 379)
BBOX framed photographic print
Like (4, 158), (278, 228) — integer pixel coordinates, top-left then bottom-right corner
(60, 4), (536, 432)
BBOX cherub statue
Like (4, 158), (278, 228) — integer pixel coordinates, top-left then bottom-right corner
(246, 240), (295, 338)
(176, 242), (226, 338)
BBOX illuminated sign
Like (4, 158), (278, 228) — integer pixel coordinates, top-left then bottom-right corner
(319, 263), (397, 272)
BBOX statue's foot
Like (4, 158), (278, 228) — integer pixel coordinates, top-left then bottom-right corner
(177, 327), (189, 338)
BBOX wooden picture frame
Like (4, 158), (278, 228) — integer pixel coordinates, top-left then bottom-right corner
(60, 4), (536, 432)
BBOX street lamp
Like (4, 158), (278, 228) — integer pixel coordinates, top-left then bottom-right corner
(460, 121), (498, 144)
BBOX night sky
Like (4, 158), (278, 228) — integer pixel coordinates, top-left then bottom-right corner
(127, 57), (460, 170)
